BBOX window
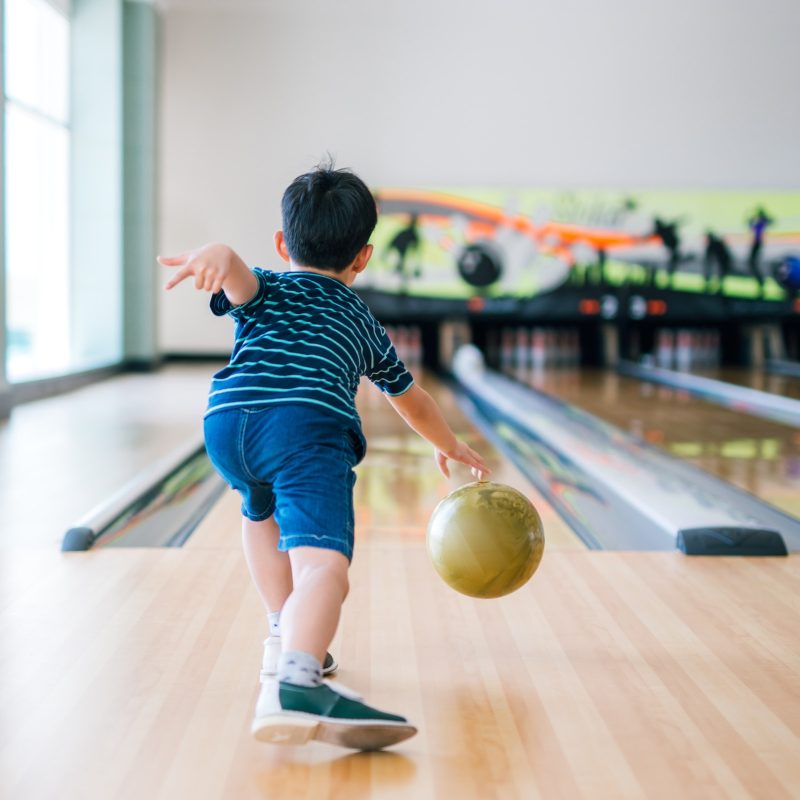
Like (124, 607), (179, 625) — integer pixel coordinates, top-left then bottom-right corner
(4, 0), (70, 382)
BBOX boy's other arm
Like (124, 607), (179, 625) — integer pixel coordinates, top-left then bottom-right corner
(159, 243), (259, 306)
(386, 383), (489, 478)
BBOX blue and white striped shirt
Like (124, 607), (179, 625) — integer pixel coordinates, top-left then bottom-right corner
(206, 269), (414, 429)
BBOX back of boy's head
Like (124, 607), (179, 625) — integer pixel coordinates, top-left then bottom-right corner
(281, 160), (378, 272)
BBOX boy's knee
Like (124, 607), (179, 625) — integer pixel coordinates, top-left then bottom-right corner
(291, 547), (350, 597)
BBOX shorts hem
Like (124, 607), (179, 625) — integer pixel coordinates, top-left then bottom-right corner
(242, 504), (276, 522)
(279, 534), (353, 561)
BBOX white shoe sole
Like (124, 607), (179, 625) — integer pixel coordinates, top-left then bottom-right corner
(251, 712), (416, 750)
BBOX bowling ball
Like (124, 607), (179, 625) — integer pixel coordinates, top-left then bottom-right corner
(427, 481), (544, 599)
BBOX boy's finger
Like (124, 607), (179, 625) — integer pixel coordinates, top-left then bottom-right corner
(436, 452), (450, 478)
(469, 449), (489, 472)
(472, 458), (489, 474)
(164, 265), (193, 290)
(157, 253), (189, 266)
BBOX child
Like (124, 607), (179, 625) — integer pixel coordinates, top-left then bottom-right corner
(159, 163), (489, 751)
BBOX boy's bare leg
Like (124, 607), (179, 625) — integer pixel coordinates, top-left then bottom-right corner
(279, 547), (349, 665)
(241, 516), (293, 613)
(252, 544), (417, 750)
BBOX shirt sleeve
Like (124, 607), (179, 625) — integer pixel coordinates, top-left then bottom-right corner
(209, 268), (272, 320)
(365, 324), (415, 396)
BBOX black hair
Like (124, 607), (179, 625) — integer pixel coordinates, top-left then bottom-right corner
(281, 159), (378, 272)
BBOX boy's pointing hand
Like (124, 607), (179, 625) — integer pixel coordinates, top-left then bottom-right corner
(159, 244), (233, 293)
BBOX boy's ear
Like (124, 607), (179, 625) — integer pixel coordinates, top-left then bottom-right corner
(274, 231), (291, 263)
(352, 244), (373, 274)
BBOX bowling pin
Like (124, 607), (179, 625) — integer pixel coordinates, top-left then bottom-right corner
(676, 329), (691, 372)
(531, 328), (546, 370)
(570, 330), (580, 366)
(515, 327), (530, 369)
(409, 326), (422, 366)
(656, 330), (674, 369)
(399, 326), (411, 363)
(545, 330), (556, 368)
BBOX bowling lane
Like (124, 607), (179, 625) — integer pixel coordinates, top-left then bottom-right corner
(187, 372), (585, 550)
(511, 367), (800, 519)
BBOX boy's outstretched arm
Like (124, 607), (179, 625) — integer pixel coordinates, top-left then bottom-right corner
(386, 383), (490, 478)
(158, 243), (258, 306)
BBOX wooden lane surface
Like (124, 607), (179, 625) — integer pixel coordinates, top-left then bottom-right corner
(516, 367), (800, 519)
(1, 546), (798, 798)
(0, 363), (221, 550)
(187, 374), (582, 551)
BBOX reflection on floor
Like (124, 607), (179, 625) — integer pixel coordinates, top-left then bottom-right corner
(512, 367), (800, 519)
(0, 363), (224, 549)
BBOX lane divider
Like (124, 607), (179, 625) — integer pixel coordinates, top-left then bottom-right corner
(618, 361), (800, 428)
(62, 435), (226, 551)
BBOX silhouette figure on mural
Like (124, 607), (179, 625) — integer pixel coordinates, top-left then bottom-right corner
(703, 231), (733, 291)
(388, 213), (422, 285)
(652, 217), (683, 279)
(747, 206), (773, 289)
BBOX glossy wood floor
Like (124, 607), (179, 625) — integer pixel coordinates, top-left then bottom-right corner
(2, 368), (799, 798)
(0, 365), (215, 549)
(517, 367), (800, 519)
(3, 541), (798, 797)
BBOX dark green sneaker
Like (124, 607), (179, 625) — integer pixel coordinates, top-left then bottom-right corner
(252, 680), (417, 750)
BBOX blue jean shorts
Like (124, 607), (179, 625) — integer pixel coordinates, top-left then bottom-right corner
(203, 404), (366, 561)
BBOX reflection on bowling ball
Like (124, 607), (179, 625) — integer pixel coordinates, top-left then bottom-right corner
(427, 481), (545, 599)
(774, 255), (800, 291)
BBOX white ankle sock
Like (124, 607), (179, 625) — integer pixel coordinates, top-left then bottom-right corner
(278, 650), (322, 687)
(268, 611), (280, 637)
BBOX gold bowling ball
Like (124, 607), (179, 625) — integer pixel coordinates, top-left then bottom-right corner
(427, 481), (545, 599)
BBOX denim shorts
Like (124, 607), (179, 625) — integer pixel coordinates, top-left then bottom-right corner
(203, 404), (366, 561)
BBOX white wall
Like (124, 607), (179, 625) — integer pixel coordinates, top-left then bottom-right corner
(157, 0), (800, 354)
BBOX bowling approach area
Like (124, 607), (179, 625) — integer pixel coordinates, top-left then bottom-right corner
(2, 362), (798, 799)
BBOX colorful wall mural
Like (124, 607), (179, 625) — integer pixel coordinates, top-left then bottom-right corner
(367, 189), (800, 301)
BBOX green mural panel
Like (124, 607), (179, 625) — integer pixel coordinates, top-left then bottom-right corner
(368, 188), (800, 301)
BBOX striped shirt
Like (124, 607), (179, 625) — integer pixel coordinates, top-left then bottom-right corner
(205, 269), (414, 429)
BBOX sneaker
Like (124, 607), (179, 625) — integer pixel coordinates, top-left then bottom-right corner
(260, 636), (338, 682)
(251, 679), (417, 750)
